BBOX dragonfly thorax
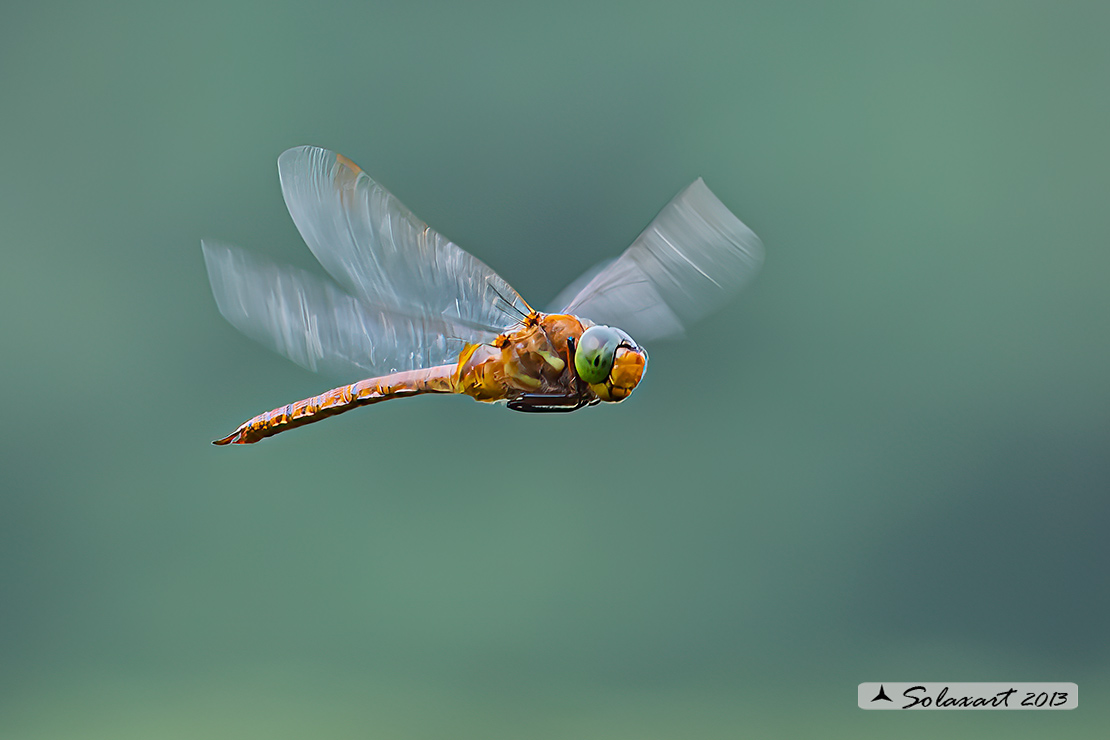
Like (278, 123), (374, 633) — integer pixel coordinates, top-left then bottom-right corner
(453, 313), (645, 408)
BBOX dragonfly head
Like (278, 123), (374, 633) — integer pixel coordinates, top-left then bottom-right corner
(575, 325), (648, 403)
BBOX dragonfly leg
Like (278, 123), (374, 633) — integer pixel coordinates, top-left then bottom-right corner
(507, 393), (593, 413)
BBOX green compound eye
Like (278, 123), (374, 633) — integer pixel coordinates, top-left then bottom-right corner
(574, 325), (621, 384)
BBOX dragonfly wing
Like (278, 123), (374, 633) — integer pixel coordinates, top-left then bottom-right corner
(203, 241), (472, 378)
(557, 179), (764, 341)
(278, 146), (530, 337)
(544, 258), (614, 315)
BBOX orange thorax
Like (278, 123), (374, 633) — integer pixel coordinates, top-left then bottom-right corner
(455, 313), (589, 402)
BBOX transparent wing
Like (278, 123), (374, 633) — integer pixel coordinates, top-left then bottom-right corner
(544, 258), (614, 315)
(557, 178), (764, 341)
(278, 146), (529, 337)
(203, 241), (474, 378)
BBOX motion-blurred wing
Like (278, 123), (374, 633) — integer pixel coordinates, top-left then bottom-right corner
(203, 241), (473, 377)
(278, 146), (529, 337)
(545, 258), (615, 315)
(557, 179), (764, 341)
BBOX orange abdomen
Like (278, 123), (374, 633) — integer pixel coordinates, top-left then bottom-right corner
(213, 365), (457, 445)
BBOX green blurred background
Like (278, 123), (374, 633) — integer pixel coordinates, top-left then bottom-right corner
(2, 1), (1107, 737)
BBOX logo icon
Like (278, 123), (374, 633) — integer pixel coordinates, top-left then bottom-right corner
(871, 685), (893, 703)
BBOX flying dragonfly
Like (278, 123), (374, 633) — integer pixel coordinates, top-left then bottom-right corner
(203, 146), (763, 444)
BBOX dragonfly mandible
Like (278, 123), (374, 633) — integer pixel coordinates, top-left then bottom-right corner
(203, 146), (764, 444)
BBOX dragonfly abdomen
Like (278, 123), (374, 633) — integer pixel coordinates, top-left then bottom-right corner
(213, 365), (458, 445)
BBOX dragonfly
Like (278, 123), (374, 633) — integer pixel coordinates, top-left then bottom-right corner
(203, 146), (764, 445)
